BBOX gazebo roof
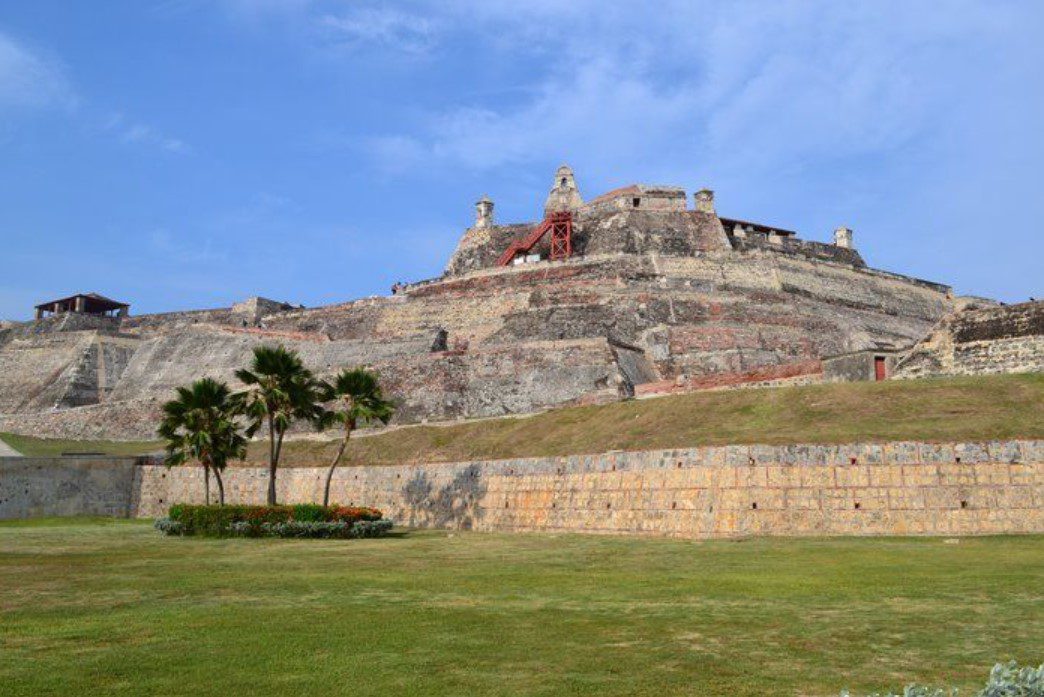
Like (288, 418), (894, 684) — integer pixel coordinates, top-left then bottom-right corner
(35, 292), (130, 311)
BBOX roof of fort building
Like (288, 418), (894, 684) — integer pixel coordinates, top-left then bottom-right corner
(719, 216), (798, 237)
(584, 184), (686, 206)
(34, 292), (129, 312)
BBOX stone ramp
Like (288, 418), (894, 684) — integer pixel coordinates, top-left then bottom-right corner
(0, 437), (22, 456)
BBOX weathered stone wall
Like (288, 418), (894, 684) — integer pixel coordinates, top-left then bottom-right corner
(0, 249), (954, 440)
(134, 440), (1044, 538)
(0, 456), (142, 520)
(895, 301), (1044, 379)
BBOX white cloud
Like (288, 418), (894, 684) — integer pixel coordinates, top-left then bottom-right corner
(319, 7), (440, 54)
(103, 112), (188, 153)
(0, 31), (73, 110)
(357, 0), (1014, 185)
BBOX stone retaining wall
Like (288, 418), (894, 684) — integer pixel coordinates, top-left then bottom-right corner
(135, 440), (1044, 538)
(0, 456), (142, 520)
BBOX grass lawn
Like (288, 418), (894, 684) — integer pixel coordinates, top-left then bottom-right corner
(3, 374), (1043, 466)
(0, 519), (1040, 696)
(0, 432), (161, 457)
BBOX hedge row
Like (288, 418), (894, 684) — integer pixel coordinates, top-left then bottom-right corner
(155, 517), (393, 539)
(167, 504), (381, 533)
(839, 661), (1043, 697)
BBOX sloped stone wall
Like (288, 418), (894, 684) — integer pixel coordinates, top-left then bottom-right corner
(896, 301), (1044, 379)
(135, 440), (1043, 538)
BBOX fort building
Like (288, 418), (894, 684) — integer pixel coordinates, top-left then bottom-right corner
(34, 293), (129, 319)
(0, 165), (1040, 441)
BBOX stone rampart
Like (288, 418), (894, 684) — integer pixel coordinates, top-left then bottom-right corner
(135, 440), (1043, 537)
(895, 301), (1044, 379)
(0, 456), (143, 520)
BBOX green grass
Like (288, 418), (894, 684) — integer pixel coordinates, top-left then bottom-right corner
(268, 373), (1044, 467)
(0, 520), (1040, 696)
(3, 374), (1043, 466)
(0, 432), (161, 457)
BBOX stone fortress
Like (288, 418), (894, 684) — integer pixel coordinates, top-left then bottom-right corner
(1, 165), (1042, 441)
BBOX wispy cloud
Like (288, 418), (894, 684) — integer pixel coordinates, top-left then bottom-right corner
(149, 228), (223, 264)
(362, 1), (1005, 179)
(103, 112), (188, 153)
(319, 7), (440, 54)
(0, 31), (73, 111)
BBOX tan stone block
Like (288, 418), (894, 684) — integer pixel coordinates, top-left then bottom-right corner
(974, 464), (1010, 485)
(902, 464), (938, 487)
(1008, 464), (1038, 486)
(799, 466), (834, 488)
(835, 465), (869, 487)
(765, 465), (789, 487)
(784, 488), (821, 510)
(938, 463), (976, 486)
(887, 487), (925, 510)
(868, 465), (903, 487)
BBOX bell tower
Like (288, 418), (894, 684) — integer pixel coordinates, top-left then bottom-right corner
(543, 164), (583, 216)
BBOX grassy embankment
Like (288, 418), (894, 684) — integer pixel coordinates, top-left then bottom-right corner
(2, 373), (1043, 465)
(0, 519), (1040, 696)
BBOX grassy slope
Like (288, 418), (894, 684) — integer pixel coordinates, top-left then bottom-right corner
(268, 373), (1044, 467)
(0, 520), (1040, 697)
(0, 432), (161, 457)
(2, 373), (1043, 464)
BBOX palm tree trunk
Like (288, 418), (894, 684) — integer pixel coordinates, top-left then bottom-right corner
(203, 462), (211, 505)
(267, 413), (277, 506)
(322, 436), (349, 507)
(213, 468), (226, 506)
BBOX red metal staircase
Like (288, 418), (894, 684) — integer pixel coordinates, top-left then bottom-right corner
(496, 211), (573, 267)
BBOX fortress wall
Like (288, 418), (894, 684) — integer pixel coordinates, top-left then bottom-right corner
(0, 398), (162, 441)
(0, 456), (142, 520)
(134, 440), (1044, 538)
(896, 301), (1044, 379)
(0, 331), (98, 412)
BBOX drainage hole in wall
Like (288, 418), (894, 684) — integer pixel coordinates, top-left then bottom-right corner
(751, 502), (758, 510)
(850, 457), (858, 465)
(748, 457), (755, 466)
(960, 500), (968, 509)
(955, 456), (961, 463)
(606, 502), (612, 509)
(676, 462), (682, 468)
(671, 501), (677, 509)
(854, 502), (861, 510)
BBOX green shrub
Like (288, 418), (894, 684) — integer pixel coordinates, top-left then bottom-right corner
(153, 517), (185, 536)
(840, 662), (1044, 697)
(291, 503), (328, 522)
(160, 504), (389, 538)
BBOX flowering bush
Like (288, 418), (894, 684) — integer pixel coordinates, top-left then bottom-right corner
(840, 662), (1044, 697)
(160, 504), (388, 538)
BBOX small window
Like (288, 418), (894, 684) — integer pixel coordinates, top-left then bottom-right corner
(560, 177), (567, 186)
(632, 197), (641, 208)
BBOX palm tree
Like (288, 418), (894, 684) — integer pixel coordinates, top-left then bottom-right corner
(318, 368), (395, 506)
(158, 378), (246, 505)
(233, 345), (323, 505)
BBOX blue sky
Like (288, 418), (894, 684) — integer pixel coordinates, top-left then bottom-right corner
(1, 1), (1042, 320)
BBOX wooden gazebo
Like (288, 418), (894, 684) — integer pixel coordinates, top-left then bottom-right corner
(34, 293), (130, 319)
